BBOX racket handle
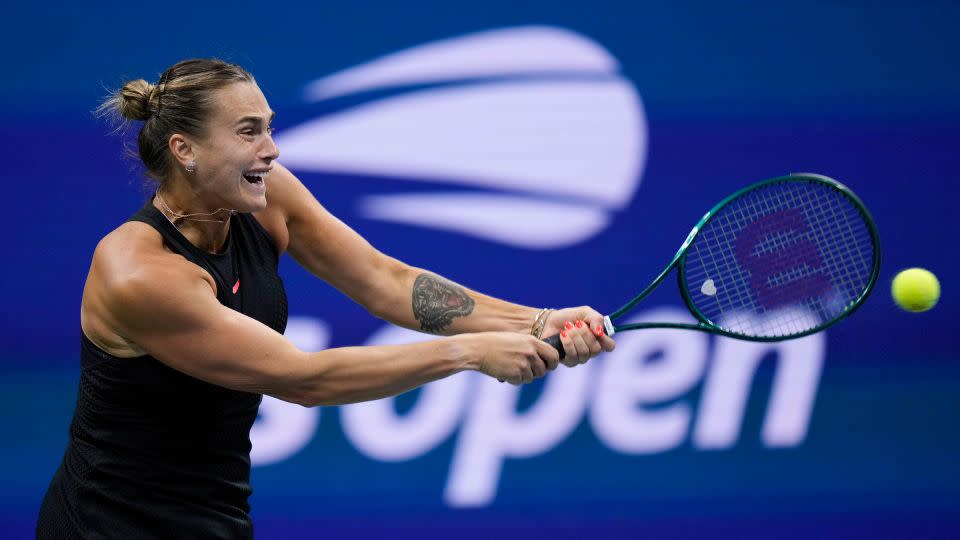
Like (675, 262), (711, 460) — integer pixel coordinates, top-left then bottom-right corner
(543, 316), (613, 361)
(543, 334), (566, 360)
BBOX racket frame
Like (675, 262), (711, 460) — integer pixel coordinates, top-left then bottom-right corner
(605, 173), (881, 342)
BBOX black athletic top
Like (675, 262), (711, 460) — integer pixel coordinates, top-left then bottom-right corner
(37, 199), (288, 539)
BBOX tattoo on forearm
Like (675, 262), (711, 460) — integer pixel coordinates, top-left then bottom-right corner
(412, 273), (475, 333)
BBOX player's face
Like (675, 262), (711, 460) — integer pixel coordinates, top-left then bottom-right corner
(190, 82), (279, 213)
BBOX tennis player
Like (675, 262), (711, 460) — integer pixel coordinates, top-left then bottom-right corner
(36, 58), (615, 538)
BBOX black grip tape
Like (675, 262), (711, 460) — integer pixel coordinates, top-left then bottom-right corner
(544, 333), (566, 360)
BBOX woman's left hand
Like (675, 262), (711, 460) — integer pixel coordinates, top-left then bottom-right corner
(540, 306), (616, 367)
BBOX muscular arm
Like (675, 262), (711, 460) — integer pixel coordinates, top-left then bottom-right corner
(87, 220), (559, 405)
(269, 163), (540, 336)
(103, 252), (479, 406)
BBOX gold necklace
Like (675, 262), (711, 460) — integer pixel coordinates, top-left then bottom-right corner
(155, 188), (236, 225)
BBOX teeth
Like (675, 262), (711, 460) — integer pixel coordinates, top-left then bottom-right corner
(244, 170), (269, 179)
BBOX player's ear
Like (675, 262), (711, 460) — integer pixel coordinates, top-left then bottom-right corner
(168, 133), (196, 171)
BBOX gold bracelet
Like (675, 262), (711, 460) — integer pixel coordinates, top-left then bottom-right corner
(535, 309), (550, 337)
(537, 309), (553, 339)
(530, 308), (548, 336)
(533, 308), (553, 339)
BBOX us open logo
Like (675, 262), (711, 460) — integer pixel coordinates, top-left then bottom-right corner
(273, 25), (647, 249)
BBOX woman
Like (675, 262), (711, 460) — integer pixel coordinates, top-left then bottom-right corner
(37, 58), (615, 538)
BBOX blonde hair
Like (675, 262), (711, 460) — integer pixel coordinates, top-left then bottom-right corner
(98, 58), (254, 181)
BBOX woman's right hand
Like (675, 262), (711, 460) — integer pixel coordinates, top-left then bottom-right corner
(456, 332), (561, 385)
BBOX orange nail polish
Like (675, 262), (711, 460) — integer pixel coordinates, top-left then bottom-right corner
(594, 325), (602, 336)
(575, 320), (583, 328)
(564, 321), (574, 330)
(561, 330), (568, 338)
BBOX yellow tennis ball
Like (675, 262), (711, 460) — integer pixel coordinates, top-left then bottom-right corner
(891, 268), (940, 313)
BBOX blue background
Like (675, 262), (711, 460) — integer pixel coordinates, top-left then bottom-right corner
(2, 1), (959, 538)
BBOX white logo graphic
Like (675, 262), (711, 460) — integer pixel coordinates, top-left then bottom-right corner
(274, 26), (646, 248)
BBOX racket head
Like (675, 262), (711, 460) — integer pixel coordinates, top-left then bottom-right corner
(677, 173), (880, 341)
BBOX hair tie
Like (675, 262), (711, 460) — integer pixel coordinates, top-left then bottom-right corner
(153, 71), (170, 118)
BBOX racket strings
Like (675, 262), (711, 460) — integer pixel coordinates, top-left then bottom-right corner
(684, 179), (875, 338)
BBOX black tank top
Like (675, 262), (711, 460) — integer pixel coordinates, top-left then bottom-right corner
(37, 199), (288, 539)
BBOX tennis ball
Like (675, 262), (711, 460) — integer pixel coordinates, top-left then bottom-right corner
(891, 268), (940, 313)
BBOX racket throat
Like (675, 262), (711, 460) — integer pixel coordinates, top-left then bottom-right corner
(603, 315), (615, 336)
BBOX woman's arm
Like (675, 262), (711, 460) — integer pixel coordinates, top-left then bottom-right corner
(267, 164), (613, 352)
(93, 238), (560, 405)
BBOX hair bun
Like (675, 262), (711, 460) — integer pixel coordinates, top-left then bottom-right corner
(117, 79), (157, 121)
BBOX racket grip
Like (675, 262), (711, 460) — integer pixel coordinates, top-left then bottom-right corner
(543, 334), (566, 360)
(542, 316), (614, 361)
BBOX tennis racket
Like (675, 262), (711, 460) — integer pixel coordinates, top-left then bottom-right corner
(545, 173), (880, 358)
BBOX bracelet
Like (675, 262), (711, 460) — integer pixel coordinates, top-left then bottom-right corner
(534, 309), (553, 339)
(530, 308), (549, 336)
(531, 308), (553, 339)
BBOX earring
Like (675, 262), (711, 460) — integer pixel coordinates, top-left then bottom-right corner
(185, 161), (197, 173)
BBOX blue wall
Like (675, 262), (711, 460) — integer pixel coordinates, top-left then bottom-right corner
(2, 2), (958, 538)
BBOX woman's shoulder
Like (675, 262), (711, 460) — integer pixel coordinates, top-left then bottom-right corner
(82, 222), (216, 356)
(93, 221), (218, 293)
(94, 221), (192, 273)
